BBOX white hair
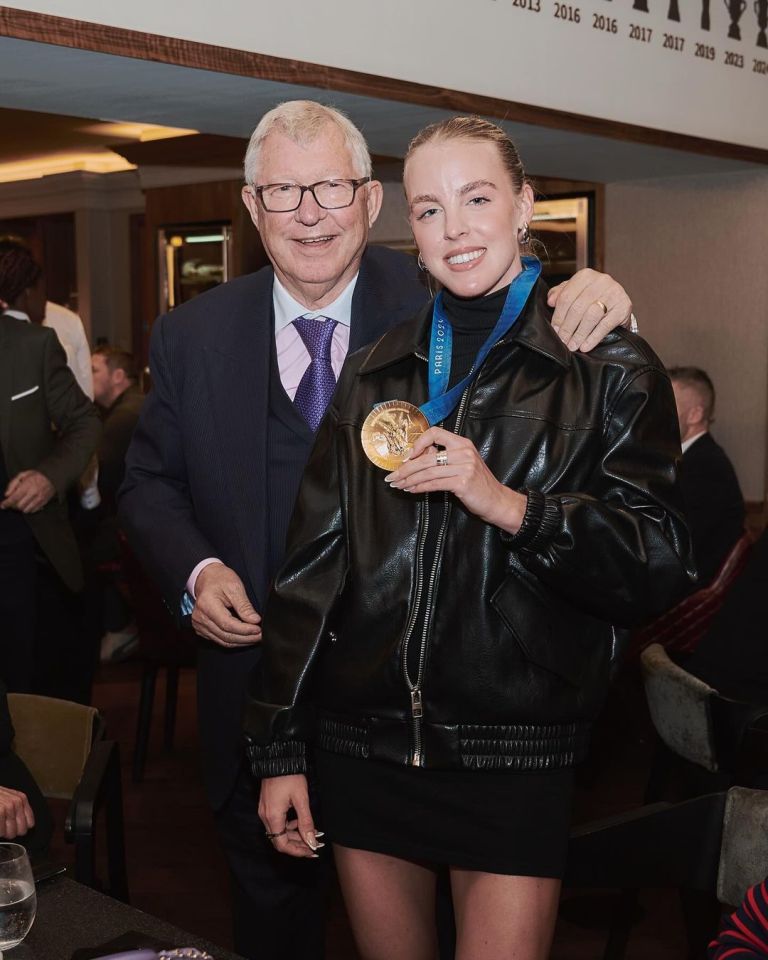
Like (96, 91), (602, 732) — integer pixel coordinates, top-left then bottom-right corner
(243, 100), (372, 185)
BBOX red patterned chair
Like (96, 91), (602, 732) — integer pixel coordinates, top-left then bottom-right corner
(630, 531), (753, 659)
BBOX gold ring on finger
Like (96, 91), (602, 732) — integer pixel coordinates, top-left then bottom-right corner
(265, 828), (287, 840)
(594, 300), (608, 316)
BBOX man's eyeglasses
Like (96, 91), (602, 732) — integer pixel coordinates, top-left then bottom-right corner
(253, 177), (371, 213)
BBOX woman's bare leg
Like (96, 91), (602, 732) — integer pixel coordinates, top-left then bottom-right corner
(333, 843), (439, 960)
(450, 868), (561, 960)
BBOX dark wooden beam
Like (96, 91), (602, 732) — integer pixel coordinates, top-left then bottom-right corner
(1, 6), (767, 166)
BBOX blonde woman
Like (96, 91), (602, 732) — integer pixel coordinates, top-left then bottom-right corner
(247, 117), (693, 960)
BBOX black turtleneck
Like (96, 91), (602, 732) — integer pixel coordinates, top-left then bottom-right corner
(441, 284), (510, 393)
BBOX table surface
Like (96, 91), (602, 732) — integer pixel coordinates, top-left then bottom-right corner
(4, 876), (244, 960)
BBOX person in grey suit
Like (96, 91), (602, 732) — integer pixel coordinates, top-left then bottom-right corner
(119, 100), (635, 960)
(0, 241), (101, 695)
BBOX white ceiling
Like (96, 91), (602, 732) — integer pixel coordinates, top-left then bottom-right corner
(0, 35), (763, 183)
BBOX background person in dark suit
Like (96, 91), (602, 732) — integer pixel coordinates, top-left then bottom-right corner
(670, 366), (745, 587)
(119, 100), (635, 960)
(91, 346), (145, 510)
(0, 241), (101, 698)
(87, 346), (145, 662)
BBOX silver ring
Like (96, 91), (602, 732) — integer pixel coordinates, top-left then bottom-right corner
(265, 828), (287, 840)
(436, 451), (448, 467)
(594, 299), (608, 316)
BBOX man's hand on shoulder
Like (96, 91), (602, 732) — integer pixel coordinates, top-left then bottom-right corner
(191, 562), (262, 648)
(548, 269), (633, 353)
(1, 470), (56, 513)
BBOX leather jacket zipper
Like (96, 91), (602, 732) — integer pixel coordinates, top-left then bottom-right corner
(401, 379), (474, 767)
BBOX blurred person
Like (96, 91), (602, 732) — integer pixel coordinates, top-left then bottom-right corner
(120, 101), (637, 960)
(45, 302), (100, 512)
(89, 346), (145, 662)
(45, 301), (93, 400)
(0, 239), (101, 699)
(0, 236), (93, 400)
(248, 116), (692, 960)
(0, 236), (97, 514)
(671, 366), (745, 587)
(91, 346), (144, 508)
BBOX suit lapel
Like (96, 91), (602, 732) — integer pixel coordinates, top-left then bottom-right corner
(350, 252), (416, 350)
(203, 272), (273, 607)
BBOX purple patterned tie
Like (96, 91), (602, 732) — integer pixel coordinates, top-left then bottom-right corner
(293, 315), (338, 432)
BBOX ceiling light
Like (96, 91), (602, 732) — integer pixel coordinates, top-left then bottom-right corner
(0, 152), (137, 183)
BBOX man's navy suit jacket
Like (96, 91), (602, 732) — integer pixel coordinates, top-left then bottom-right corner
(119, 246), (428, 807)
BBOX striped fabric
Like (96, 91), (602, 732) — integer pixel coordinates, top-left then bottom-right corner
(710, 880), (768, 958)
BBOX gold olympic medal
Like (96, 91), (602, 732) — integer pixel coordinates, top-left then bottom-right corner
(361, 401), (430, 471)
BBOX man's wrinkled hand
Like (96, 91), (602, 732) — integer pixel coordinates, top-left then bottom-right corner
(191, 562), (262, 648)
(1, 470), (55, 513)
(548, 268), (633, 353)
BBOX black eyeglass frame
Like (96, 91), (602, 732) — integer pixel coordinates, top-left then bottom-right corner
(253, 177), (371, 212)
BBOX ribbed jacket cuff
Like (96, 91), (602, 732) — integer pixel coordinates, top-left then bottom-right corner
(245, 737), (308, 778)
(500, 489), (561, 553)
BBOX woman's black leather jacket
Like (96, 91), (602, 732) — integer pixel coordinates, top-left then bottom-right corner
(245, 282), (694, 776)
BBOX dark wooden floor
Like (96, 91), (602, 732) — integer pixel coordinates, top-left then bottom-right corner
(47, 662), (691, 958)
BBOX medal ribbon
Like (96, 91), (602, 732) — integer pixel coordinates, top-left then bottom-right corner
(419, 255), (541, 426)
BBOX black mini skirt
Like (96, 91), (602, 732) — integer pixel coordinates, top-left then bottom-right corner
(314, 748), (575, 878)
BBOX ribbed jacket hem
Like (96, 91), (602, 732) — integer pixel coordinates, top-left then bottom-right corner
(459, 721), (589, 770)
(315, 713), (590, 771)
(245, 737), (308, 778)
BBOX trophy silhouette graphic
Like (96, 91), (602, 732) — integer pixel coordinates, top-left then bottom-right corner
(724, 0), (746, 38)
(702, 0), (711, 27)
(757, 0), (768, 46)
(668, 0), (680, 18)
(633, 0), (649, 11)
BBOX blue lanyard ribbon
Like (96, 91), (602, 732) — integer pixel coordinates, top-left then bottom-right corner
(419, 256), (541, 426)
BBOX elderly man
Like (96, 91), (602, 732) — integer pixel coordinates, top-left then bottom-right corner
(120, 101), (635, 960)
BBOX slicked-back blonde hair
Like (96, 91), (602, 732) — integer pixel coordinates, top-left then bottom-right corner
(404, 116), (527, 196)
(244, 101), (372, 185)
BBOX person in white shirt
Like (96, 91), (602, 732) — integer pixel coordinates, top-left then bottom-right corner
(43, 301), (94, 401)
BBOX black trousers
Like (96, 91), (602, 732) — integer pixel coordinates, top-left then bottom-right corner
(32, 557), (91, 704)
(213, 766), (330, 960)
(0, 538), (37, 692)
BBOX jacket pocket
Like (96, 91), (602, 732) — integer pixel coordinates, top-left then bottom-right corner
(10, 385), (39, 401)
(491, 560), (610, 687)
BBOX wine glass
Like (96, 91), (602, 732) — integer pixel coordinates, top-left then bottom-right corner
(0, 844), (36, 957)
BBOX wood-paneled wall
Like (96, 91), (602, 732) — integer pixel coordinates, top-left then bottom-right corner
(136, 180), (267, 366)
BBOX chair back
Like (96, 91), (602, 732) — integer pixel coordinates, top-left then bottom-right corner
(631, 531), (752, 658)
(641, 644), (718, 771)
(7, 694), (99, 800)
(718, 787), (768, 907)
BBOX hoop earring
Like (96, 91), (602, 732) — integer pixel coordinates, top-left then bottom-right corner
(517, 222), (531, 244)
(417, 252), (428, 272)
